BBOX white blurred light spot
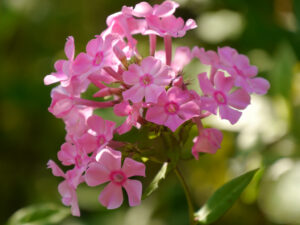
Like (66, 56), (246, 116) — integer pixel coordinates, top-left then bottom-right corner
(196, 10), (244, 44)
(259, 160), (300, 224)
(205, 95), (288, 150)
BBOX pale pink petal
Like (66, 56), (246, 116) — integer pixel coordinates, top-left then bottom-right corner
(218, 46), (237, 66)
(58, 180), (80, 216)
(113, 101), (131, 116)
(99, 182), (123, 209)
(141, 56), (161, 75)
(96, 148), (122, 171)
(87, 115), (106, 134)
(164, 114), (184, 131)
(198, 72), (215, 95)
(133, 2), (153, 17)
(227, 89), (250, 110)
(73, 53), (91, 74)
(78, 133), (98, 154)
(154, 1), (179, 17)
(172, 47), (191, 72)
(144, 85), (165, 103)
(146, 106), (168, 125)
(57, 143), (77, 166)
(44, 73), (67, 85)
(47, 160), (65, 177)
(123, 179), (142, 207)
(122, 85), (145, 103)
(85, 162), (110, 186)
(219, 105), (242, 124)
(86, 37), (102, 57)
(214, 71), (234, 92)
(65, 36), (75, 60)
(122, 158), (145, 178)
(249, 77), (270, 95)
(123, 64), (142, 85)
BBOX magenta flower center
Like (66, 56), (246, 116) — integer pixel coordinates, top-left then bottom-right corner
(164, 101), (179, 114)
(139, 73), (153, 87)
(110, 170), (127, 185)
(214, 91), (227, 105)
(93, 51), (104, 66)
(97, 135), (106, 146)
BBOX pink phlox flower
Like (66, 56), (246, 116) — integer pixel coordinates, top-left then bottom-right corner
(44, 36), (75, 86)
(122, 1), (179, 18)
(104, 11), (147, 49)
(85, 148), (145, 209)
(192, 128), (223, 160)
(72, 35), (119, 76)
(47, 160), (84, 216)
(123, 1), (195, 38)
(122, 56), (175, 103)
(58, 142), (91, 168)
(145, 14), (197, 38)
(155, 46), (192, 74)
(64, 107), (93, 142)
(198, 71), (250, 124)
(146, 87), (200, 131)
(48, 87), (76, 118)
(78, 115), (116, 154)
(113, 101), (142, 134)
(217, 47), (270, 94)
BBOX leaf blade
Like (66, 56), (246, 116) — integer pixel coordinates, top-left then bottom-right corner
(194, 169), (259, 224)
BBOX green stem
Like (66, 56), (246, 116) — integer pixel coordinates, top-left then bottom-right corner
(174, 167), (197, 225)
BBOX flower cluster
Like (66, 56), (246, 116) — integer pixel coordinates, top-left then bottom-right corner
(45, 1), (269, 216)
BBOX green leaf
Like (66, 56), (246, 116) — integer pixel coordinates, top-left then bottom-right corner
(194, 169), (259, 224)
(7, 203), (70, 225)
(142, 162), (169, 199)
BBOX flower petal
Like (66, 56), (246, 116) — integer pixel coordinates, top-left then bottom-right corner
(123, 179), (142, 207)
(227, 89), (250, 110)
(85, 162), (110, 186)
(99, 182), (123, 209)
(219, 105), (242, 124)
(122, 158), (145, 178)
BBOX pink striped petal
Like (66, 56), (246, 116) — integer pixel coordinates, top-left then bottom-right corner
(87, 115), (106, 134)
(164, 114), (184, 132)
(73, 53), (91, 74)
(99, 182), (123, 209)
(153, 1), (179, 17)
(78, 133), (98, 154)
(85, 162), (110, 186)
(122, 158), (145, 178)
(47, 160), (65, 177)
(123, 179), (142, 207)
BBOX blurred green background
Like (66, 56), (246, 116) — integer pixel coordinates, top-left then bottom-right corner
(1, 0), (300, 224)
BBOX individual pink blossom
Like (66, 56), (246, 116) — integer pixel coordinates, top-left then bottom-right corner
(122, 56), (174, 103)
(72, 35), (119, 76)
(192, 128), (223, 160)
(85, 148), (145, 209)
(146, 87), (199, 131)
(44, 36), (75, 86)
(217, 47), (270, 94)
(113, 101), (142, 134)
(198, 71), (250, 124)
(58, 142), (90, 168)
(78, 115), (116, 154)
(64, 107), (93, 143)
(47, 160), (84, 216)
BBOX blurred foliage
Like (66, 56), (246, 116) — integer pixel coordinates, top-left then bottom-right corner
(1, 0), (300, 224)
